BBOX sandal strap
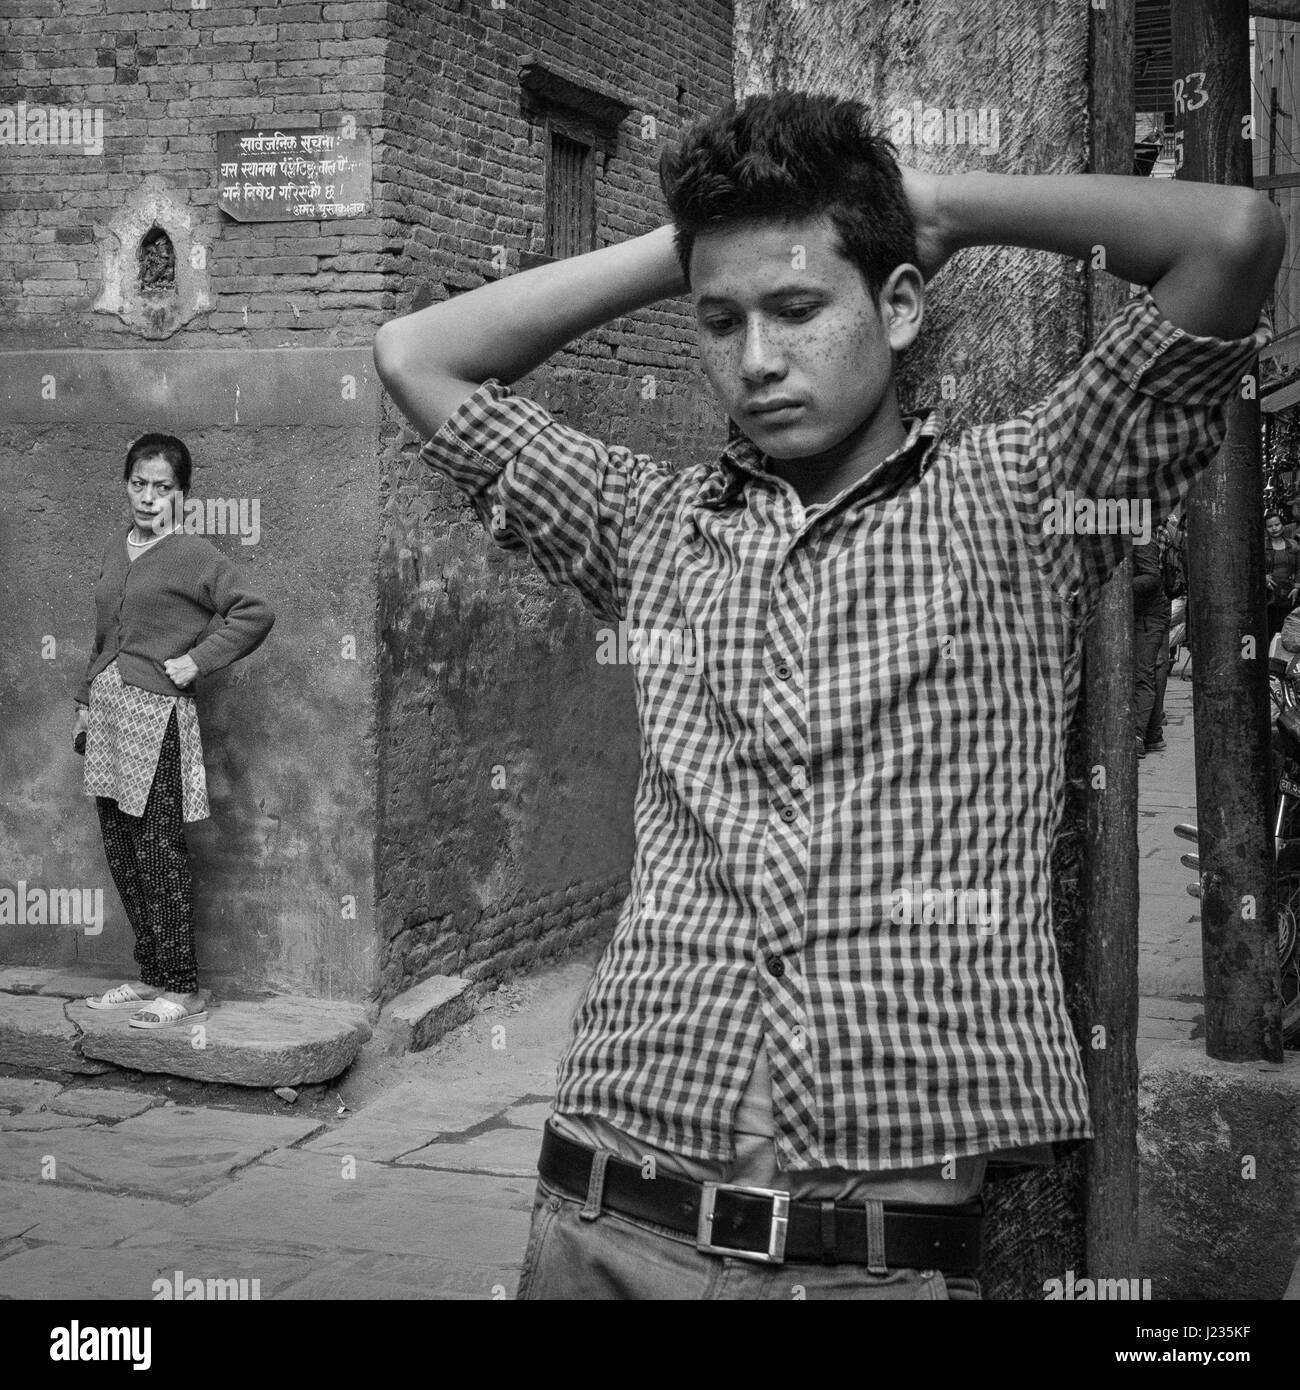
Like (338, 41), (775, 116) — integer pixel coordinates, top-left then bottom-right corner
(102, 983), (145, 1004)
(135, 998), (187, 1021)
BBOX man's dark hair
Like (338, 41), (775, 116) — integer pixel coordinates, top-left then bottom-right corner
(123, 432), (192, 492)
(658, 91), (918, 298)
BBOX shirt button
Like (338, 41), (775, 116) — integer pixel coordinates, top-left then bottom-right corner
(766, 954), (785, 978)
(779, 805), (797, 823)
(774, 662), (792, 680)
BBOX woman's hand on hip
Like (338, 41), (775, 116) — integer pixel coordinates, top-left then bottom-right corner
(73, 705), (88, 755)
(163, 654), (200, 689)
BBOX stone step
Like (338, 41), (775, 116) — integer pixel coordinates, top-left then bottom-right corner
(376, 975), (474, 1055)
(0, 969), (371, 1087)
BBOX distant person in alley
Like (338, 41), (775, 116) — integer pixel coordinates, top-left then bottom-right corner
(376, 92), (1280, 1299)
(76, 434), (274, 1029)
(1133, 534), (1172, 756)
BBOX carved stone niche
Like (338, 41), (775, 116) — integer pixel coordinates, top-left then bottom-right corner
(93, 177), (212, 339)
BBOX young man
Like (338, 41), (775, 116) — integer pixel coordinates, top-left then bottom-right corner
(374, 92), (1282, 1300)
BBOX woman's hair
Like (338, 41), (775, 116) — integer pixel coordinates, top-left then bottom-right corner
(658, 91), (918, 297)
(123, 433), (191, 493)
(1266, 509), (1284, 523)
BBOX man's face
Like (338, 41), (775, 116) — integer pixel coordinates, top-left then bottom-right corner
(688, 216), (921, 471)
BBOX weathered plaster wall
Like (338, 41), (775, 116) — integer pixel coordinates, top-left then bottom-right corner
(0, 348), (379, 1000)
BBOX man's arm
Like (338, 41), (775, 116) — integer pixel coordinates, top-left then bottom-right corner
(909, 171), (1285, 339)
(373, 225), (687, 440)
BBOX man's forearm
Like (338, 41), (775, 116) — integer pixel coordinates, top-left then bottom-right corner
(935, 172), (1284, 338)
(375, 224), (687, 437)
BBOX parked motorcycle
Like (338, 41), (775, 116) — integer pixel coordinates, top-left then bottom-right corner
(1175, 650), (1300, 1047)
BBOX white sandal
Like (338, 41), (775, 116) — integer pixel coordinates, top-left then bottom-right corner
(84, 982), (156, 1010)
(128, 998), (208, 1030)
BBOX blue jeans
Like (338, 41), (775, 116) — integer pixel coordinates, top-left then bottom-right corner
(515, 1174), (983, 1301)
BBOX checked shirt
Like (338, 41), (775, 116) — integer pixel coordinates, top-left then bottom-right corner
(420, 289), (1269, 1172)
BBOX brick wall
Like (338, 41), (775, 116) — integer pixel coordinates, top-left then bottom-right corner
(375, 0), (734, 1000)
(0, 0), (387, 345)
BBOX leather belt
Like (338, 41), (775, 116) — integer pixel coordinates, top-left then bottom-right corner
(538, 1125), (983, 1270)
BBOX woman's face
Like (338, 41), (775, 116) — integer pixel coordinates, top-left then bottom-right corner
(1267, 515), (1285, 540)
(126, 454), (180, 534)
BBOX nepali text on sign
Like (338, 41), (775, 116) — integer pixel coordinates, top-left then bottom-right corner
(216, 126), (372, 222)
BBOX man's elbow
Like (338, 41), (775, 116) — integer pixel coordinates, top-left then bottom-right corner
(373, 320), (409, 392)
(1222, 190), (1286, 285)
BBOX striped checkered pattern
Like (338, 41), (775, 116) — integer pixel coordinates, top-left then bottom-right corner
(420, 289), (1269, 1171)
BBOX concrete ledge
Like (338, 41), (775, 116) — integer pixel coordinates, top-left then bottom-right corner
(0, 346), (378, 426)
(377, 975), (473, 1055)
(1139, 1041), (1300, 1299)
(73, 997), (371, 1087)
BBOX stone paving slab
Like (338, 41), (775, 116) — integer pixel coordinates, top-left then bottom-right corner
(0, 1077), (63, 1108)
(397, 1124), (541, 1177)
(1137, 1016), (1199, 1041)
(73, 997), (371, 1086)
(0, 1176), (183, 1247)
(0, 1111), (97, 1132)
(275, 1248), (518, 1300)
(0, 1242), (316, 1301)
(0, 1106), (323, 1200)
(47, 1086), (164, 1119)
(1138, 680), (1205, 1004)
(120, 1148), (533, 1266)
(506, 1101), (553, 1131)
(1139, 997), (1203, 1023)
(302, 1075), (521, 1160)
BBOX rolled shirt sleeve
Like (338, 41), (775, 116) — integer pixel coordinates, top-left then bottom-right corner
(985, 288), (1272, 617)
(419, 379), (672, 625)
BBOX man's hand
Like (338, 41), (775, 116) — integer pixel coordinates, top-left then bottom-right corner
(163, 654), (199, 689)
(898, 165), (953, 282)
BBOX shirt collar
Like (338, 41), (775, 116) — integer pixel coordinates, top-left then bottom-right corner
(702, 409), (945, 511)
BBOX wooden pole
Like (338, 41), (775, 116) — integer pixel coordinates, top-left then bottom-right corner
(1081, 0), (1141, 1284)
(1171, 0), (1284, 1061)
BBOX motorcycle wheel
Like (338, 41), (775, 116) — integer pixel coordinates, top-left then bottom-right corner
(1275, 845), (1300, 1047)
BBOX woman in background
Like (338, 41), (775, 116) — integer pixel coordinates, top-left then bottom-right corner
(75, 434), (274, 1028)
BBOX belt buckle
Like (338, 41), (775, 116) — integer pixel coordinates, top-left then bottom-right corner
(696, 1182), (790, 1264)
